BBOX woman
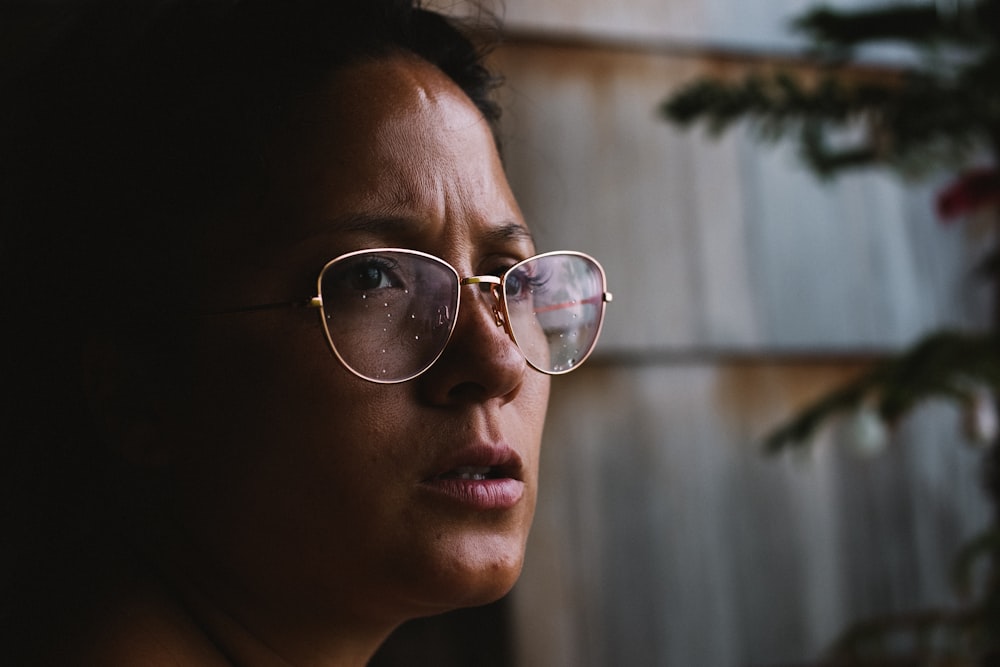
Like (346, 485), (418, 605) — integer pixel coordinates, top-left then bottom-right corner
(0, 1), (611, 664)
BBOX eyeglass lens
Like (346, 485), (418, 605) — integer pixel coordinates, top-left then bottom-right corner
(503, 253), (607, 375)
(318, 250), (607, 382)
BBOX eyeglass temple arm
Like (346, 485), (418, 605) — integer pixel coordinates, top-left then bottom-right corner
(528, 291), (613, 314)
(203, 297), (323, 316)
(458, 276), (612, 333)
(459, 275), (613, 304)
(459, 273), (613, 319)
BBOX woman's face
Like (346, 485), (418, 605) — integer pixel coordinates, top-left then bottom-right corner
(173, 55), (550, 627)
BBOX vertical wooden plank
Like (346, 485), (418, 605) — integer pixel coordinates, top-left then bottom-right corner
(514, 363), (993, 666)
(490, 24), (994, 667)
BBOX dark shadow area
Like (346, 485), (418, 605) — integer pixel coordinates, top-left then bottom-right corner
(369, 597), (513, 666)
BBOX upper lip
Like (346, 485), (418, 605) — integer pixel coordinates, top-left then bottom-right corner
(423, 442), (524, 482)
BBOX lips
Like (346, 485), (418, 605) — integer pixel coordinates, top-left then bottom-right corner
(421, 444), (525, 509)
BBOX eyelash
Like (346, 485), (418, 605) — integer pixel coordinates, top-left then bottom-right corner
(501, 263), (552, 300)
(339, 256), (402, 290)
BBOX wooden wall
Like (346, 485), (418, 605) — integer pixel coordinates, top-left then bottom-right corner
(490, 30), (995, 667)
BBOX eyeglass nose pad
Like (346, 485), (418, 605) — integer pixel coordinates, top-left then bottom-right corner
(491, 303), (505, 328)
(486, 284), (508, 330)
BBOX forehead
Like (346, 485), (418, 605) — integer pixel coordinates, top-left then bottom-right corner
(248, 53), (525, 254)
(311, 54), (489, 164)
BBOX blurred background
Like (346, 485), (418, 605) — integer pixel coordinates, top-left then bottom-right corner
(434, 1), (998, 666)
(376, 0), (996, 667)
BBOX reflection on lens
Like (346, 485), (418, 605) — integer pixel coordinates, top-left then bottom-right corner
(318, 250), (459, 382)
(505, 252), (607, 375)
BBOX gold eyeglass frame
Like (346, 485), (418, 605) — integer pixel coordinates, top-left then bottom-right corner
(212, 248), (612, 384)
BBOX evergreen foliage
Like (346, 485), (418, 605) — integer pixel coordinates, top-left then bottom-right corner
(761, 331), (1000, 453)
(663, 2), (1000, 665)
(663, 1), (1000, 177)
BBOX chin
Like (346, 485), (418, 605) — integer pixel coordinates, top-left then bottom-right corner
(414, 570), (522, 618)
(395, 532), (528, 614)
(453, 559), (523, 607)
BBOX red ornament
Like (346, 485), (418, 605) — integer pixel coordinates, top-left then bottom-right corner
(936, 167), (1000, 221)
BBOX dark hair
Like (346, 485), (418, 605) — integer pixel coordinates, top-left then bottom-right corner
(0, 0), (502, 652)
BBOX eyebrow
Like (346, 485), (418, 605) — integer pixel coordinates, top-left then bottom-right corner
(480, 222), (535, 246)
(324, 213), (535, 247)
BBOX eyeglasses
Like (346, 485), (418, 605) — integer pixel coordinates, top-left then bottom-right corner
(215, 248), (612, 383)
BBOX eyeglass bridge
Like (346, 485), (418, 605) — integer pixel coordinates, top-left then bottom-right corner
(460, 275), (506, 329)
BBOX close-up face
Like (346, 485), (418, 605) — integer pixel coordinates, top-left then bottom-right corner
(169, 53), (551, 628)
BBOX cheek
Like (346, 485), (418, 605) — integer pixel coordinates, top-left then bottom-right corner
(176, 313), (393, 511)
(170, 311), (551, 608)
(171, 315), (416, 584)
(519, 374), (551, 466)
(190, 309), (351, 409)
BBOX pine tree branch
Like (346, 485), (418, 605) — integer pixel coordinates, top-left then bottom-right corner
(763, 331), (1000, 453)
(794, 4), (946, 50)
(661, 3), (1000, 663)
(662, 2), (1000, 179)
(663, 65), (996, 177)
(793, 0), (999, 57)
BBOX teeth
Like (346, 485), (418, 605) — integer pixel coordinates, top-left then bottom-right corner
(451, 466), (491, 481)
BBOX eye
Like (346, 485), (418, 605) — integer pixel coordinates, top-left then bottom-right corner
(352, 262), (392, 290)
(502, 261), (552, 302)
(330, 256), (404, 292)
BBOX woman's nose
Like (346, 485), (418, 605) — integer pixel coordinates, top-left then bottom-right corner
(417, 282), (526, 405)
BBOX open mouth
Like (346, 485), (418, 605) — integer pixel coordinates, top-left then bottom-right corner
(434, 466), (507, 481)
(424, 442), (524, 487)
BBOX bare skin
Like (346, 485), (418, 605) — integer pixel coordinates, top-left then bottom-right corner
(70, 54), (549, 666)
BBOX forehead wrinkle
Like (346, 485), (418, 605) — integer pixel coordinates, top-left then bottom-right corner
(328, 212), (423, 236)
(274, 212), (423, 251)
(329, 213), (533, 255)
(333, 57), (523, 251)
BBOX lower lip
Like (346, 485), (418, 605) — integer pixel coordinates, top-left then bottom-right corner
(420, 478), (524, 510)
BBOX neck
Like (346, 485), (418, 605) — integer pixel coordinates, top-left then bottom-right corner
(158, 556), (399, 667)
